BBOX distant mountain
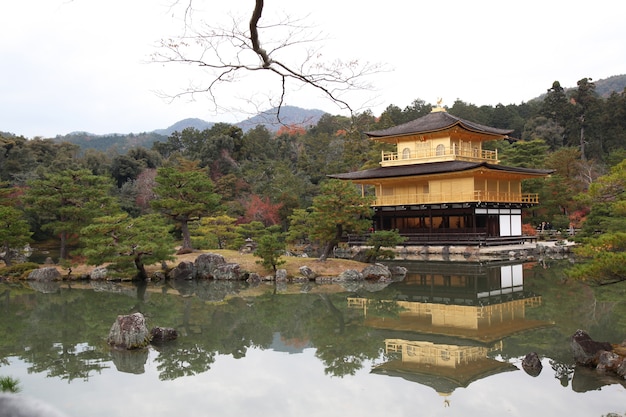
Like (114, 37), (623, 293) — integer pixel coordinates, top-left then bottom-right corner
(53, 106), (327, 153)
(531, 74), (626, 102)
(594, 74), (626, 98)
(155, 105), (326, 135)
(236, 105), (325, 132)
(153, 118), (215, 136)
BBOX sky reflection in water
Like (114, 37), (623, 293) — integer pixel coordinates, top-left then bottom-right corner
(1, 260), (625, 416)
(7, 350), (625, 417)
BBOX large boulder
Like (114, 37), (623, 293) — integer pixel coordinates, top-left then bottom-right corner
(361, 264), (391, 280)
(275, 269), (288, 282)
(336, 269), (363, 281)
(194, 253), (226, 279)
(387, 265), (408, 277)
(90, 266), (108, 280)
(26, 267), (61, 281)
(299, 266), (317, 280)
(571, 330), (626, 379)
(168, 261), (196, 280)
(107, 312), (150, 350)
(212, 263), (244, 280)
(571, 329), (613, 366)
(247, 272), (261, 284)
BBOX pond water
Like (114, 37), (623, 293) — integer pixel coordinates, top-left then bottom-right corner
(1, 259), (625, 417)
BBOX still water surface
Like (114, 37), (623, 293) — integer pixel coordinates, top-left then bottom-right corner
(1, 259), (625, 416)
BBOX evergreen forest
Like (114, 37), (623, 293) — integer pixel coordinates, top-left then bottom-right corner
(2, 77), (626, 283)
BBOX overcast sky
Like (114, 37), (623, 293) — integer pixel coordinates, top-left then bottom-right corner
(1, 0), (624, 138)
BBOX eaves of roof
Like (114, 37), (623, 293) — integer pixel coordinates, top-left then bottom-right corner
(328, 161), (554, 181)
(365, 111), (513, 138)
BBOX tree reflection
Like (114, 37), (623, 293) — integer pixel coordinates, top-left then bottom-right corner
(1, 261), (625, 391)
(28, 344), (109, 381)
(153, 343), (216, 381)
(550, 359), (574, 387)
(310, 294), (384, 377)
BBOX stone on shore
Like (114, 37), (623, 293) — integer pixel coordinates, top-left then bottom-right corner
(299, 266), (317, 280)
(571, 329), (613, 366)
(361, 263), (391, 280)
(168, 261), (196, 280)
(571, 329), (626, 379)
(26, 267), (61, 281)
(336, 269), (363, 281)
(194, 253), (226, 279)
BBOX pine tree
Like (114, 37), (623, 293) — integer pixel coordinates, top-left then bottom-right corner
(24, 169), (117, 259)
(151, 159), (222, 253)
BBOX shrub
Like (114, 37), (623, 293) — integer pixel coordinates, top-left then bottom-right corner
(0, 262), (40, 279)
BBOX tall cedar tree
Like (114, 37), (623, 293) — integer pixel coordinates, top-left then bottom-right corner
(25, 169), (117, 259)
(151, 159), (221, 252)
(309, 179), (373, 260)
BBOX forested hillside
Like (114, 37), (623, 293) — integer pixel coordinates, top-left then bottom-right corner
(2, 76), (626, 282)
(51, 106), (326, 153)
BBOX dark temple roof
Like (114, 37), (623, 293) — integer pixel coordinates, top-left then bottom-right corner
(365, 110), (514, 138)
(328, 161), (554, 181)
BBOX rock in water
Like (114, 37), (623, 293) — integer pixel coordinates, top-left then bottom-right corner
(107, 312), (150, 350)
(150, 327), (178, 344)
(570, 329), (626, 379)
(521, 352), (543, 377)
(571, 329), (613, 366)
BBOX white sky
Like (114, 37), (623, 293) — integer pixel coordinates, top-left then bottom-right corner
(1, 0), (624, 138)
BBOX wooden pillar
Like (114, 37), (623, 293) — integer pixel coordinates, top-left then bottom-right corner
(428, 206), (433, 233)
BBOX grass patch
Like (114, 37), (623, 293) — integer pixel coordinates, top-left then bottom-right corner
(0, 262), (40, 279)
(157, 249), (368, 278)
(0, 376), (21, 393)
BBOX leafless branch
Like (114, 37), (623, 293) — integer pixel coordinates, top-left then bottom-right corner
(154, 0), (386, 123)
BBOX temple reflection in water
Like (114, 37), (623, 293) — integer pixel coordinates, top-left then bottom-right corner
(348, 261), (552, 397)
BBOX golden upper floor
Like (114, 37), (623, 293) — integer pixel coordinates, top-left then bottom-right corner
(381, 141), (498, 166)
(366, 107), (511, 168)
(328, 107), (554, 206)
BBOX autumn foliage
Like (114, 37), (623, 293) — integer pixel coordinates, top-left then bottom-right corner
(276, 124), (306, 137)
(242, 194), (283, 226)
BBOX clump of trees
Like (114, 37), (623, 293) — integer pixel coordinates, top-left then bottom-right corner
(1, 77), (626, 283)
(566, 160), (626, 285)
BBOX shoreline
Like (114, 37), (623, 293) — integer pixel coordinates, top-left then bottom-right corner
(337, 240), (575, 263)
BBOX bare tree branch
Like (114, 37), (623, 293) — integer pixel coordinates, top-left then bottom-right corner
(154, 0), (386, 124)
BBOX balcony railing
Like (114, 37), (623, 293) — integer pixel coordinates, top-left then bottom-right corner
(374, 190), (539, 206)
(381, 145), (498, 166)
